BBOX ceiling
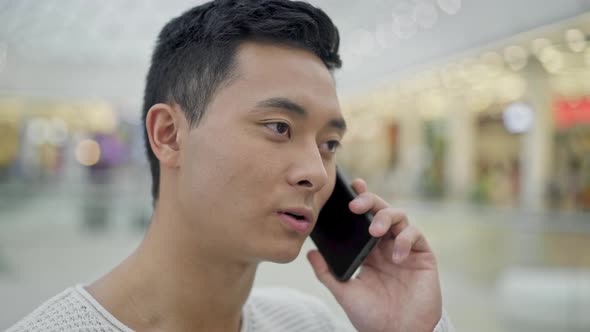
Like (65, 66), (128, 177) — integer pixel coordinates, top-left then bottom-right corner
(1, 0), (590, 107)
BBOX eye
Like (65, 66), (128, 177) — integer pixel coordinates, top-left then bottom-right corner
(264, 122), (291, 138)
(320, 140), (341, 153)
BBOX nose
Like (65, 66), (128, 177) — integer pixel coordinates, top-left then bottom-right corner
(287, 141), (329, 193)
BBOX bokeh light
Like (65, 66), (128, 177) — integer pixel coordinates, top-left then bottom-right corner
(75, 138), (101, 166)
(466, 86), (493, 111)
(503, 102), (534, 134)
(538, 46), (564, 74)
(496, 74), (527, 102)
(504, 45), (528, 71)
(565, 28), (586, 53)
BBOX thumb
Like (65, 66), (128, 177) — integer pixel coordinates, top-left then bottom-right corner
(307, 250), (345, 296)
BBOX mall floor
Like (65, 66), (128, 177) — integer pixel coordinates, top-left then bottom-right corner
(1, 182), (589, 331)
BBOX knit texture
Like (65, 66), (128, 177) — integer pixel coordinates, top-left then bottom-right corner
(5, 285), (453, 332)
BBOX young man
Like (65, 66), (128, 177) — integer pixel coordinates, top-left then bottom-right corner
(7, 1), (453, 331)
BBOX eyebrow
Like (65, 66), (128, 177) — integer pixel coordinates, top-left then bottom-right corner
(255, 97), (347, 131)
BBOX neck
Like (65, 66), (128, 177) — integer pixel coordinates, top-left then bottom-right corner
(87, 199), (258, 332)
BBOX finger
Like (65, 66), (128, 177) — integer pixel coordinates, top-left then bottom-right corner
(306, 250), (345, 295)
(349, 191), (390, 215)
(351, 178), (368, 195)
(391, 225), (432, 264)
(369, 207), (409, 238)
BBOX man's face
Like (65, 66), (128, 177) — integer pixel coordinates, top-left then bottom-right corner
(176, 42), (345, 264)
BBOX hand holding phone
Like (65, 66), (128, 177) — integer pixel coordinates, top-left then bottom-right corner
(308, 172), (445, 332)
(310, 169), (379, 281)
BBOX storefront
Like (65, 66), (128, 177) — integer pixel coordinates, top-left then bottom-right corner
(550, 97), (590, 210)
(419, 119), (447, 199)
(339, 14), (590, 212)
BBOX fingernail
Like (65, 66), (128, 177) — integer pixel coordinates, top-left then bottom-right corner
(393, 251), (404, 263)
(372, 220), (385, 232)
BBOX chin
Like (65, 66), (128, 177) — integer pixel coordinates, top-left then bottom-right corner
(264, 239), (304, 264)
(269, 253), (299, 264)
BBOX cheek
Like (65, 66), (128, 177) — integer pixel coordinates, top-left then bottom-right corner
(180, 131), (277, 218)
(182, 139), (244, 200)
(316, 177), (336, 211)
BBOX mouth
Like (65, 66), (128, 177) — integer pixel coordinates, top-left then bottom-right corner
(276, 208), (313, 234)
(284, 212), (306, 220)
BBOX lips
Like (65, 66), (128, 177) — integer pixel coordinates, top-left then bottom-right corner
(276, 207), (313, 234)
(278, 208), (312, 224)
(284, 211), (305, 221)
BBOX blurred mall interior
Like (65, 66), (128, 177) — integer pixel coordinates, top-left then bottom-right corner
(1, 0), (590, 331)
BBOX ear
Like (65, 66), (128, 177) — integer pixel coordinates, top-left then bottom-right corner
(145, 103), (185, 169)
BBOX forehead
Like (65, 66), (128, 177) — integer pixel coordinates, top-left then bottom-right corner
(207, 41), (341, 119)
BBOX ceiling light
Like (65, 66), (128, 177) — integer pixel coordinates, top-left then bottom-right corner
(504, 45), (528, 71)
(565, 29), (586, 53)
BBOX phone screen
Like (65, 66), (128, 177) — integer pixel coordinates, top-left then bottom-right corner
(310, 170), (379, 280)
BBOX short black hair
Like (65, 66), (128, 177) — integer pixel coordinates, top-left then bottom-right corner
(142, 0), (342, 203)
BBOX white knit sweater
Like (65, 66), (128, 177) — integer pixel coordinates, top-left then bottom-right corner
(5, 285), (453, 332)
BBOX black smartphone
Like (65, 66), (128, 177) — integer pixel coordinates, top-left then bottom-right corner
(310, 169), (380, 281)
